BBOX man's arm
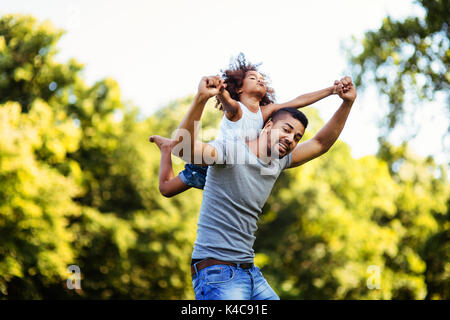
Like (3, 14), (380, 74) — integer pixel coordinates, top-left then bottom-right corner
(288, 77), (356, 168)
(172, 76), (222, 165)
(261, 82), (341, 122)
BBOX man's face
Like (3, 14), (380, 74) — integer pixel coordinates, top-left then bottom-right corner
(267, 113), (305, 158)
(240, 71), (266, 97)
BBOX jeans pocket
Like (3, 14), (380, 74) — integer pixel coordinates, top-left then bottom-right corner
(192, 277), (204, 300)
(192, 276), (201, 291)
(205, 265), (235, 285)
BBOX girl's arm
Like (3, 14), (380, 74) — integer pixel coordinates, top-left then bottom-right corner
(216, 86), (242, 122)
(261, 81), (341, 122)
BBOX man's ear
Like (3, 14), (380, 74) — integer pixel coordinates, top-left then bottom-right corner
(259, 119), (272, 137)
(262, 119), (273, 134)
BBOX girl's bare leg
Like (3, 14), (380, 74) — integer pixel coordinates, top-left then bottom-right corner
(149, 135), (191, 197)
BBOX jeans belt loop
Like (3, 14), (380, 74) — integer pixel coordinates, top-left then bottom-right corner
(193, 261), (200, 278)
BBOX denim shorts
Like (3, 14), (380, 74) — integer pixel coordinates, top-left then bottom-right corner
(179, 164), (208, 190)
(191, 262), (280, 300)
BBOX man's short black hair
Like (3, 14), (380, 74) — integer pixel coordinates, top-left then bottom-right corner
(271, 107), (308, 130)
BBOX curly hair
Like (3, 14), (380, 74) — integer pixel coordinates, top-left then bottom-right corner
(215, 53), (276, 110)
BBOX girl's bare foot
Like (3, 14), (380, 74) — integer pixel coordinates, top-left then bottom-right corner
(149, 135), (175, 152)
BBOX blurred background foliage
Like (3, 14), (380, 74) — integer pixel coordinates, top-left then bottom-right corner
(346, 0), (449, 144)
(0, 12), (448, 300)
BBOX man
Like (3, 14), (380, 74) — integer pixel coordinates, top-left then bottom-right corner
(150, 54), (342, 197)
(161, 75), (356, 300)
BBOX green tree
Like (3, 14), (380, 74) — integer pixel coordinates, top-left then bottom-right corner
(0, 14), (81, 113)
(255, 108), (449, 299)
(0, 14), (84, 298)
(345, 2), (449, 298)
(0, 101), (81, 298)
(347, 0), (449, 141)
(1, 13), (448, 300)
(0, 14), (210, 299)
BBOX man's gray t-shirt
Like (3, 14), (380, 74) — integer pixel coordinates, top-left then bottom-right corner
(191, 137), (292, 263)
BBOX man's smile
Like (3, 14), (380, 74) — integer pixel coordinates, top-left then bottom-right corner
(278, 141), (289, 154)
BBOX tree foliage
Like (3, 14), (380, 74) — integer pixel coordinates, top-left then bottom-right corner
(0, 14), (448, 300)
(256, 112), (449, 299)
(347, 0), (449, 140)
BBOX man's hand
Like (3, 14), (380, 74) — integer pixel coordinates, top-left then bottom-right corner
(197, 76), (225, 101)
(337, 76), (357, 103)
(289, 76), (356, 169)
(332, 80), (343, 95)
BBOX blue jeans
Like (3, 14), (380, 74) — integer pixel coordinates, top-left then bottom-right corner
(191, 263), (280, 300)
(179, 164), (208, 189)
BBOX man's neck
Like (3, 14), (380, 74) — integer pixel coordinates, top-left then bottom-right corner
(246, 136), (272, 164)
(239, 95), (261, 113)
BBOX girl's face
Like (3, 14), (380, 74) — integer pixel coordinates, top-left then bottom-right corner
(239, 71), (267, 97)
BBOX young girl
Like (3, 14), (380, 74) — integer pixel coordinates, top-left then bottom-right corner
(150, 53), (342, 197)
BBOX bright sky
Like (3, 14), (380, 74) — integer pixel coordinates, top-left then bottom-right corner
(1, 0), (448, 164)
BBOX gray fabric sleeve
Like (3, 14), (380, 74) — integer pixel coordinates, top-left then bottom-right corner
(205, 139), (226, 165)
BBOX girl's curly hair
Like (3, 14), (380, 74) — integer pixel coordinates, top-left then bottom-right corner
(215, 53), (276, 110)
